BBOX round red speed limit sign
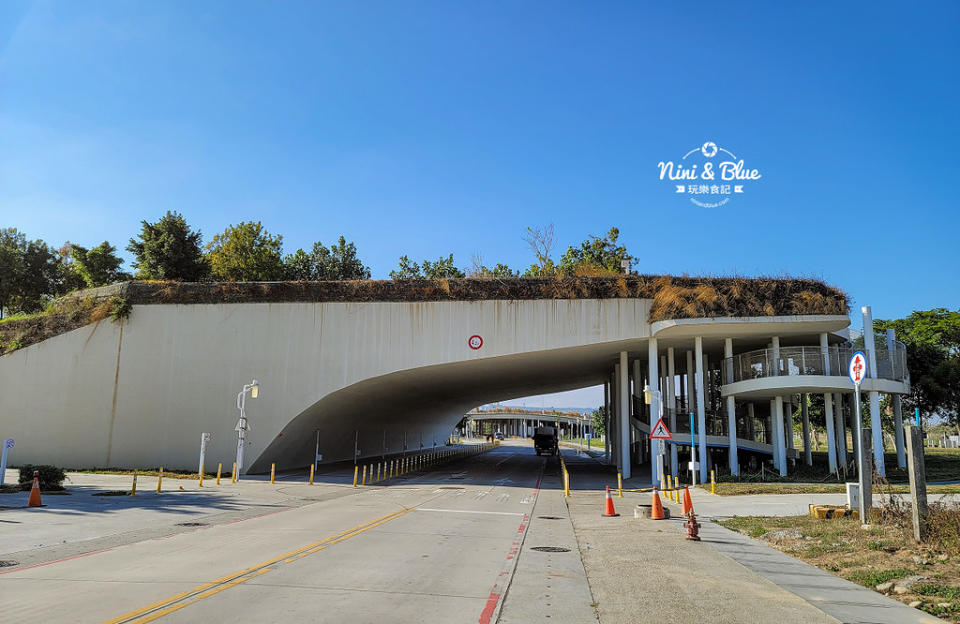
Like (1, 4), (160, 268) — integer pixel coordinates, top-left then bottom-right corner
(468, 335), (483, 350)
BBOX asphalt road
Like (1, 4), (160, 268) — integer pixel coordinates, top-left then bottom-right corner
(1, 441), (597, 624)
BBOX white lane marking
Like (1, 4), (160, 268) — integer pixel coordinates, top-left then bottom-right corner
(520, 497), (534, 504)
(416, 508), (524, 516)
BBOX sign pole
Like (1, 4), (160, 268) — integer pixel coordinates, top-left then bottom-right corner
(689, 412), (697, 486)
(849, 351), (870, 523)
(0, 439), (13, 487)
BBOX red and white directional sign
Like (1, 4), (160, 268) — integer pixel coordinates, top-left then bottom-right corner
(649, 418), (672, 440)
(849, 351), (867, 385)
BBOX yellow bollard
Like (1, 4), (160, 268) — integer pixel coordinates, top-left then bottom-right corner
(671, 476), (677, 503)
(563, 468), (570, 497)
(231, 462), (238, 483)
(362, 465), (367, 485)
(353, 465), (359, 487)
(130, 470), (138, 496)
(270, 463), (276, 484)
(309, 463), (315, 485)
(710, 469), (716, 495)
(617, 472), (623, 498)
(156, 467), (163, 493)
(216, 462), (222, 485)
(376, 463), (381, 482)
(199, 464), (204, 488)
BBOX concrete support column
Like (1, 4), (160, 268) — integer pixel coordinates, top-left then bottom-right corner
(695, 336), (708, 483)
(774, 396), (787, 476)
(772, 336), (781, 376)
(893, 394), (906, 468)
(648, 338), (660, 484)
(888, 327), (906, 468)
(748, 403), (755, 440)
(632, 359), (643, 464)
(769, 399), (777, 459)
(686, 351), (695, 414)
(824, 392), (838, 474)
(724, 338), (739, 475)
(612, 368), (620, 470)
(802, 394), (812, 466)
(668, 347), (679, 477)
(603, 381), (610, 463)
(786, 397), (795, 452)
(862, 306), (886, 477)
(619, 351), (631, 480)
(835, 394), (847, 466)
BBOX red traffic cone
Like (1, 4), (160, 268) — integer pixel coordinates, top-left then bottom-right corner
(682, 486), (693, 516)
(602, 485), (619, 517)
(650, 488), (665, 520)
(27, 470), (43, 507)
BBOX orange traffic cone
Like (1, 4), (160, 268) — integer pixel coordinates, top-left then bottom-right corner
(650, 488), (665, 520)
(602, 485), (619, 517)
(682, 486), (693, 516)
(27, 470), (43, 507)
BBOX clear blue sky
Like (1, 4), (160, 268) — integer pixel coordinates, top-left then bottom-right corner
(2, 2), (958, 407)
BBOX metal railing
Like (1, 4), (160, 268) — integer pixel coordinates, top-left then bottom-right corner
(721, 343), (908, 384)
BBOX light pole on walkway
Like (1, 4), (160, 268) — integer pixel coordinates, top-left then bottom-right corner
(234, 379), (259, 479)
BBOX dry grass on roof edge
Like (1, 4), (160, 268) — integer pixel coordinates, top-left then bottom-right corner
(101, 275), (849, 319)
(0, 276), (848, 356)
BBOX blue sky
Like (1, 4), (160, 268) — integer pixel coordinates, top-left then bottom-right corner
(2, 2), (958, 407)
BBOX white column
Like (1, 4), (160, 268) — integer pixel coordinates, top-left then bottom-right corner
(612, 368), (620, 470)
(862, 306), (885, 476)
(695, 336), (708, 483)
(772, 336), (781, 376)
(724, 338), (739, 475)
(632, 359), (642, 463)
(786, 398), (795, 451)
(769, 399), (779, 469)
(648, 338), (660, 484)
(887, 328), (906, 468)
(686, 351), (695, 414)
(668, 347), (679, 477)
(619, 351), (630, 480)
(819, 332), (838, 474)
(774, 396), (787, 476)
(802, 394), (812, 466)
(834, 394), (847, 466)
(603, 381), (610, 463)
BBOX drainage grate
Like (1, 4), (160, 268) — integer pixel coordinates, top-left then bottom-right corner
(176, 522), (207, 527)
(537, 516), (563, 520)
(530, 546), (570, 553)
(0, 560), (18, 567)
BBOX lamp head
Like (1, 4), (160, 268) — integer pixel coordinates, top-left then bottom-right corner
(250, 379), (260, 399)
(643, 384), (652, 405)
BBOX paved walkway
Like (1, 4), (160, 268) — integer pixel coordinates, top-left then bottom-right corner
(561, 449), (944, 624)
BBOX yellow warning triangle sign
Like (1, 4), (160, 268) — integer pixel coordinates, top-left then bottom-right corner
(649, 417), (672, 439)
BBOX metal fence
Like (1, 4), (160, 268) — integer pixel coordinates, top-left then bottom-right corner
(721, 343), (907, 384)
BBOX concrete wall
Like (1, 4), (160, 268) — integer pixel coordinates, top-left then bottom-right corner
(0, 298), (651, 473)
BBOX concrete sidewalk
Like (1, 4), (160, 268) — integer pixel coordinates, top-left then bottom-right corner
(560, 449), (944, 623)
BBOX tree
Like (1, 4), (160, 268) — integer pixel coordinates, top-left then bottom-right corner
(876, 308), (960, 431)
(127, 211), (209, 281)
(468, 254), (519, 278)
(284, 237), (371, 281)
(592, 405), (608, 437)
(522, 224), (557, 278)
(12, 240), (60, 314)
(206, 221), (285, 281)
(389, 254), (465, 279)
(557, 227), (636, 276)
(389, 255), (422, 280)
(422, 254), (465, 279)
(69, 242), (128, 287)
(0, 228), (27, 318)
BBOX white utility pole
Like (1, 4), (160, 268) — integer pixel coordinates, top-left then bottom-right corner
(234, 379), (260, 479)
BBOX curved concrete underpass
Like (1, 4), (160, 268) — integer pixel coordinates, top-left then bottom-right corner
(0, 283), (907, 483)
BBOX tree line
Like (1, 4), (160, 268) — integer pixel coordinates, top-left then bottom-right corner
(0, 214), (635, 318)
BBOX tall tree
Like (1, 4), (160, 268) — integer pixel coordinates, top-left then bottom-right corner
(0, 228), (27, 318)
(284, 237), (371, 280)
(522, 224), (557, 278)
(206, 221), (285, 281)
(557, 227), (636, 276)
(70, 242), (129, 287)
(12, 240), (60, 314)
(876, 308), (960, 430)
(127, 211), (209, 281)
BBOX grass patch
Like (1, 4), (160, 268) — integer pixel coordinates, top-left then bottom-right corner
(916, 583), (960, 600)
(846, 568), (916, 588)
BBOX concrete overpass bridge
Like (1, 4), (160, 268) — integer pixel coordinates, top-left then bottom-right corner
(0, 277), (907, 484)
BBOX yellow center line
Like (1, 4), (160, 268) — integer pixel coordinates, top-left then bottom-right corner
(101, 507), (412, 624)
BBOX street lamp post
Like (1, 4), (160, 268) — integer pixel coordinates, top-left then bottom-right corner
(234, 379), (260, 479)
